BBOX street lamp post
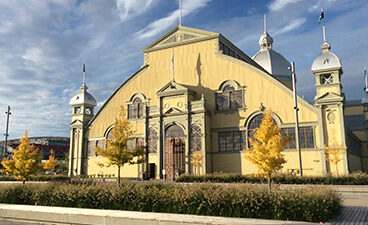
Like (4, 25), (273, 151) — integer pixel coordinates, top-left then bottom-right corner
(291, 62), (303, 177)
(3, 106), (11, 158)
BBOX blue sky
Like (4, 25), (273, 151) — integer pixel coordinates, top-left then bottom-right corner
(0, 0), (367, 139)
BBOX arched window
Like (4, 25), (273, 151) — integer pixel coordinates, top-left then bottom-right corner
(216, 82), (243, 111)
(106, 128), (114, 141)
(247, 114), (264, 148)
(247, 114), (279, 148)
(190, 125), (201, 152)
(165, 125), (185, 138)
(127, 137), (144, 150)
(147, 129), (157, 153)
(128, 97), (144, 119)
(248, 114), (264, 130)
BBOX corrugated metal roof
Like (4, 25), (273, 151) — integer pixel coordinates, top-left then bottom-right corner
(345, 100), (362, 106)
(345, 114), (365, 131)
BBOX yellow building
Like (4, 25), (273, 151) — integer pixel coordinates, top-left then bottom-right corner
(68, 25), (367, 179)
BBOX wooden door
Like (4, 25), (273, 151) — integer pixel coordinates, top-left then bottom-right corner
(165, 125), (185, 180)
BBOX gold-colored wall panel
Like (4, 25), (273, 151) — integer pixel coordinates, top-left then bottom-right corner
(345, 105), (363, 115)
(87, 157), (139, 178)
(89, 38), (318, 140)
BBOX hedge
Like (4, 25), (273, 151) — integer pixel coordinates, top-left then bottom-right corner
(0, 175), (69, 182)
(176, 171), (368, 185)
(0, 182), (340, 222)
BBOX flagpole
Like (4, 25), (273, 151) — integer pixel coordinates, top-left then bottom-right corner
(179, 0), (182, 26)
(365, 68), (367, 91)
(321, 8), (326, 42)
(264, 14), (267, 33)
(83, 63), (86, 86)
(171, 48), (175, 82)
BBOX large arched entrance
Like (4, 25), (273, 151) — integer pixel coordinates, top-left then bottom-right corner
(165, 124), (185, 180)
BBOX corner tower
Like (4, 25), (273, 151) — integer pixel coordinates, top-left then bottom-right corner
(312, 39), (348, 175)
(68, 65), (97, 176)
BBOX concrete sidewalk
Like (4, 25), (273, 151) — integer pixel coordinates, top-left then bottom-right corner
(0, 204), (317, 225)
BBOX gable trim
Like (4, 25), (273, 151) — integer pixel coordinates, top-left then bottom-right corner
(143, 25), (220, 53)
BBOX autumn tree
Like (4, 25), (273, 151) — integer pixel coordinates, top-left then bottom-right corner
(190, 151), (203, 175)
(245, 110), (291, 188)
(1, 130), (41, 184)
(324, 140), (345, 176)
(43, 149), (58, 172)
(95, 106), (145, 184)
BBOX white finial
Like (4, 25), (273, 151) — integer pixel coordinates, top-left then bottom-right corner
(179, 0), (182, 26)
(264, 14), (267, 33)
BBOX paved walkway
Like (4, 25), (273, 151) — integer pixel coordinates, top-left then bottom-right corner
(327, 192), (368, 225)
(279, 185), (368, 224)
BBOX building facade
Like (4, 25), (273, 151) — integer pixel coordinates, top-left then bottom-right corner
(68, 25), (367, 179)
(1, 136), (69, 160)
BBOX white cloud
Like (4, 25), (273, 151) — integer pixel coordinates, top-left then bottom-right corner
(272, 17), (307, 36)
(0, 0), (366, 140)
(22, 47), (45, 65)
(115, 0), (154, 21)
(268, 0), (302, 11)
(308, 0), (337, 12)
(0, 20), (14, 34)
(135, 0), (211, 39)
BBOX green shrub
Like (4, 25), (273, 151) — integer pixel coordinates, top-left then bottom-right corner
(0, 182), (340, 222)
(176, 171), (368, 185)
(0, 175), (69, 182)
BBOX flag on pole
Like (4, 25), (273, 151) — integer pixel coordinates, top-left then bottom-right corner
(318, 8), (324, 23)
(83, 64), (86, 73)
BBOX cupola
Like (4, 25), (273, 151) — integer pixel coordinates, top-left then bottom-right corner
(252, 15), (292, 89)
(69, 64), (97, 118)
(311, 41), (342, 73)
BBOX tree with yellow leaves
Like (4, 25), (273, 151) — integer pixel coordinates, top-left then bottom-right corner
(324, 140), (345, 176)
(190, 151), (203, 175)
(95, 106), (145, 184)
(246, 110), (291, 188)
(43, 149), (58, 173)
(1, 130), (41, 184)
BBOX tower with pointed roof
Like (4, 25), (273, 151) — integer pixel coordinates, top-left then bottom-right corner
(311, 29), (348, 174)
(68, 65), (97, 176)
(252, 15), (292, 89)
